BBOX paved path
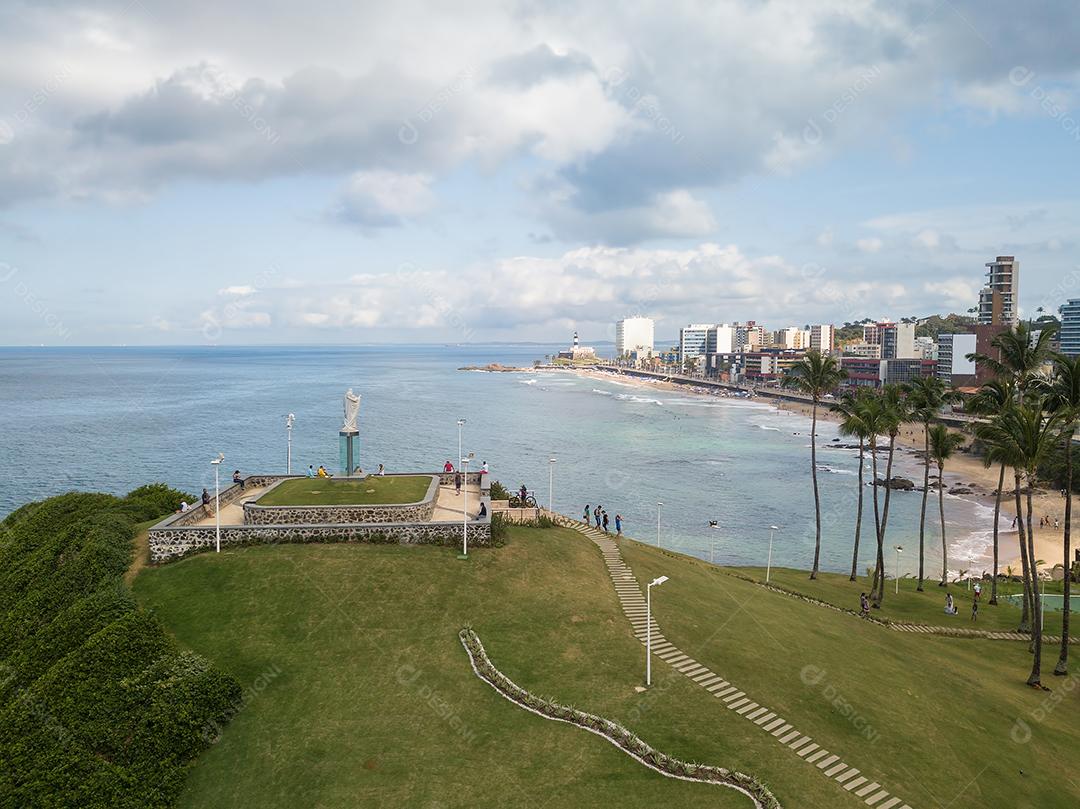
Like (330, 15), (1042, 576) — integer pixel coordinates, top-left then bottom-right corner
(556, 515), (913, 809)
(189, 485), (271, 526)
(431, 483), (482, 522)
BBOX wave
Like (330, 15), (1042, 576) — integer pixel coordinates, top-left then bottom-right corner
(755, 424), (782, 432)
(615, 393), (665, 405)
(518, 378), (538, 385)
(591, 388), (614, 396)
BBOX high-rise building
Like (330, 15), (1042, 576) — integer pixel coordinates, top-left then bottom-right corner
(935, 333), (977, 386)
(810, 324), (835, 353)
(1060, 300), (1080, 357)
(978, 256), (1020, 326)
(706, 324), (736, 354)
(774, 327), (811, 350)
(679, 324), (713, 363)
(914, 336), (936, 359)
(863, 320), (916, 359)
(615, 317), (655, 356)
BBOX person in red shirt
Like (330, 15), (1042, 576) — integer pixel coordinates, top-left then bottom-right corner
(443, 460), (455, 472)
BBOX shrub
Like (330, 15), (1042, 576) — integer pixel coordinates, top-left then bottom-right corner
(488, 480), (510, 501)
(0, 487), (240, 808)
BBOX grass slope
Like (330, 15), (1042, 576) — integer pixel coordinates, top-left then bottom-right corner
(133, 528), (1080, 808)
(256, 475), (432, 506)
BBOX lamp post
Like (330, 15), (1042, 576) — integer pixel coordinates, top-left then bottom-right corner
(766, 525), (779, 584)
(656, 502), (663, 547)
(646, 575), (669, 686)
(456, 419), (466, 468)
(548, 457), (556, 514)
(210, 453), (224, 553)
(894, 545), (904, 594)
(461, 456), (470, 558)
(285, 413), (295, 474)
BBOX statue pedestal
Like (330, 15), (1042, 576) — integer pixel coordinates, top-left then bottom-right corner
(339, 431), (361, 476)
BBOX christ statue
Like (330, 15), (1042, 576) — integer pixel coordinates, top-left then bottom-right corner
(342, 388), (361, 433)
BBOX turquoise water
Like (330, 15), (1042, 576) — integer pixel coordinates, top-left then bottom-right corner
(1005, 593), (1067, 612)
(0, 345), (995, 575)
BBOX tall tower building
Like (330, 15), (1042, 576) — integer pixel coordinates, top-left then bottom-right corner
(978, 256), (1019, 326)
(615, 317), (655, 355)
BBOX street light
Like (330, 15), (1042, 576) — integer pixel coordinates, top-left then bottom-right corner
(456, 419), (466, 468)
(210, 453), (224, 553)
(285, 413), (295, 474)
(460, 456), (471, 559)
(894, 545), (904, 594)
(656, 502), (663, 547)
(766, 525), (779, 584)
(548, 457), (557, 514)
(646, 575), (669, 686)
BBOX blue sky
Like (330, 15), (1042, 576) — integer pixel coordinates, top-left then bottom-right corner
(1, 0), (1078, 345)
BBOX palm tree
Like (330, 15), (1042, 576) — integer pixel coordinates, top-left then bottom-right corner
(783, 351), (847, 579)
(967, 321), (1059, 389)
(928, 423), (967, 586)
(906, 376), (958, 591)
(1030, 353), (1080, 675)
(967, 378), (1016, 606)
(871, 385), (908, 606)
(831, 390), (871, 581)
(978, 399), (1062, 686)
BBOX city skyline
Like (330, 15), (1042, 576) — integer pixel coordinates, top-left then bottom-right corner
(2, 2), (1080, 345)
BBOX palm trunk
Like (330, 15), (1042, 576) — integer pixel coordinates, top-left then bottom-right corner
(1014, 469), (1032, 633)
(873, 433), (897, 606)
(869, 437), (882, 604)
(918, 421), (931, 591)
(849, 438), (865, 581)
(938, 460), (948, 585)
(1025, 480), (1043, 687)
(810, 398), (822, 580)
(989, 463), (1005, 606)
(1055, 429), (1073, 675)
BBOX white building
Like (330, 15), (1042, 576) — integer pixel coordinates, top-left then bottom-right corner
(707, 324), (736, 354)
(615, 317), (655, 356)
(679, 323), (713, 362)
(810, 324), (835, 353)
(936, 333), (977, 385)
(774, 327), (810, 350)
(914, 336), (937, 359)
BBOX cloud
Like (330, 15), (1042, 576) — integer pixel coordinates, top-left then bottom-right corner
(924, 278), (979, 306)
(856, 237), (883, 253)
(329, 170), (435, 229)
(218, 285), (256, 296)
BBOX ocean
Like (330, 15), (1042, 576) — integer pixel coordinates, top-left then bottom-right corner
(0, 344), (997, 576)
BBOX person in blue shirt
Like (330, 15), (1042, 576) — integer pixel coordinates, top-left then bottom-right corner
(306, 464), (316, 478)
(615, 513), (623, 535)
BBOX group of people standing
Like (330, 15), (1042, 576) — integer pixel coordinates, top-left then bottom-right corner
(583, 504), (622, 535)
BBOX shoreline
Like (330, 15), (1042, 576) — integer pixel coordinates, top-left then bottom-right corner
(564, 366), (1070, 579)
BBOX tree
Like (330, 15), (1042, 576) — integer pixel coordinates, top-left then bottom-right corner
(978, 399), (1062, 687)
(783, 351), (847, 579)
(1030, 353), (1080, 675)
(927, 424), (967, 586)
(870, 385), (908, 606)
(831, 390), (871, 581)
(905, 376), (958, 591)
(966, 378), (1016, 607)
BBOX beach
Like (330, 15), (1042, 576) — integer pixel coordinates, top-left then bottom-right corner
(567, 366), (1071, 580)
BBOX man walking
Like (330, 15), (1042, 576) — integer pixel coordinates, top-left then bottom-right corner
(595, 507), (602, 529)
(615, 513), (622, 535)
(602, 511), (609, 533)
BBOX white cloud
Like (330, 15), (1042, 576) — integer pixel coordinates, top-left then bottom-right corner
(924, 278), (979, 307)
(330, 170), (435, 229)
(856, 237), (883, 253)
(218, 285), (256, 296)
(914, 229), (939, 249)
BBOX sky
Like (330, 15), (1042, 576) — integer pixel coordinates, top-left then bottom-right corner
(1, 0), (1079, 346)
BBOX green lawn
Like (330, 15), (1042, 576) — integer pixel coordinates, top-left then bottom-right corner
(731, 566), (1067, 636)
(133, 527), (1080, 808)
(256, 475), (433, 506)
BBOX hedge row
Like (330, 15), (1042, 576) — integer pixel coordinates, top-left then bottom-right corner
(0, 487), (242, 808)
(459, 628), (781, 809)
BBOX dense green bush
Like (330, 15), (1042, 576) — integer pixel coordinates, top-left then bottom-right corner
(488, 480), (510, 501)
(0, 486), (239, 808)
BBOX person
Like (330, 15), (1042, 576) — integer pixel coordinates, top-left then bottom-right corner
(307, 464), (316, 478)
(481, 461), (489, 475)
(353, 466), (363, 476)
(602, 511), (609, 533)
(201, 488), (211, 506)
(973, 581), (981, 601)
(1055, 518), (1060, 529)
(1011, 516), (1017, 528)
(455, 471), (463, 495)
(233, 470), (244, 490)
(615, 513), (623, 535)
(519, 484), (528, 503)
(377, 463), (385, 476)
(583, 504), (591, 523)
(478, 501), (488, 518)
(859, 593), (870, 618)
(317, 465), (329, 478)
(444, 460), (455, 473)
(971, 600), (979, 622)
(945, 593), (956, 615)
(595, 508), (602, 529)
(178, 501), (190, 513)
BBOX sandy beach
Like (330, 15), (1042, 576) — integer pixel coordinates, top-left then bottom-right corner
(564, 366), (1071, 579)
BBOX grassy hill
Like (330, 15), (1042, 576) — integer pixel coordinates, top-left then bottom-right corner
(131, 525), (1080, 808)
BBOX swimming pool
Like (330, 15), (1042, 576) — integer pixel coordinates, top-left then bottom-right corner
(1004, 593), (1070, 613)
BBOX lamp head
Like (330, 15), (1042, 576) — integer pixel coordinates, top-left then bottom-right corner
(457, 418), (467, 426)
(650, 575), (669, 587)
(770, 525), (780, 530)
(210, 453), (224, 465)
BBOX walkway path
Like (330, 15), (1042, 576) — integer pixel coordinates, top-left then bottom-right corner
(555, 515), (913, 809)
(431, 483), (482, 522)
(190, 485), (271, 527)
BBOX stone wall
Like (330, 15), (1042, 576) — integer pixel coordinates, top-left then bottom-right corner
(243, 475), (439, 525)
(156, 475), (302, 528)
(148, 520), (491, 564)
